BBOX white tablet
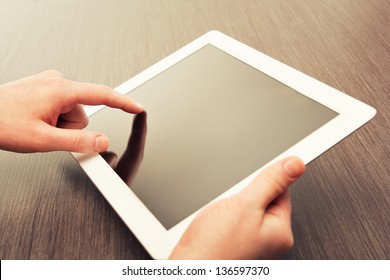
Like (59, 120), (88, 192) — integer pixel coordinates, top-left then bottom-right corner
(72, 30), (376, 259)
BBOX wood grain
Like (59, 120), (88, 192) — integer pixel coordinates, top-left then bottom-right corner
(0, 0), (389, 259)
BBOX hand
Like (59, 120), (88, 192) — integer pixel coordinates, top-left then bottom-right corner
(0, 70), (143, 153)
(169, 156), (305, 259)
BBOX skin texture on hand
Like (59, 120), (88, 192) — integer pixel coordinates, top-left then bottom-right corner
(0, 70), (143, 153)
(169, 156), (305, 260)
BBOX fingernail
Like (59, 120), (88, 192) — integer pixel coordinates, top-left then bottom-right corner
(135, 101), (144, 111)
(283, 157), (304, 178)
(95, 135), (108, 152)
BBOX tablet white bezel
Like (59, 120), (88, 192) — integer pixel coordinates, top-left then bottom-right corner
(72, 30), (376, 259)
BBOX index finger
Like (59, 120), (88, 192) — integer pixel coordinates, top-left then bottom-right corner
(67, 81), (144, 113)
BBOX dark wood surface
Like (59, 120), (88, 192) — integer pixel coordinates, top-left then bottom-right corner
(0, 0), (389, 259)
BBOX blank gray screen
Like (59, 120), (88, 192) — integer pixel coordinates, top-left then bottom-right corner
(87, 44), (338, 229)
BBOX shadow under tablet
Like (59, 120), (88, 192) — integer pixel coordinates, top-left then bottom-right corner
(86, 44), (338, 230)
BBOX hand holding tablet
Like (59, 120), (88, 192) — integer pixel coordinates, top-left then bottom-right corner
(76, 31), (375, 259)
(170, 157), (305, 260)
(0, 31), (376, 259)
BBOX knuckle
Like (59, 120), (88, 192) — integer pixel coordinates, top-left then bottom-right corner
(42, 69), (63, 77)
(27, 125), (50, 152)
(49, 76), (67, 88)
(263, 174), (286, 197)
(72, 132), (86, 152)
(41, 76), (68, 95)
(265, 164), (294, 196)
(100, 84), (112, 93)
(100, 85), (115, 100)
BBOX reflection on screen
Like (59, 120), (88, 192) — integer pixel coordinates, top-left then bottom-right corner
(87, 44), (338, 229)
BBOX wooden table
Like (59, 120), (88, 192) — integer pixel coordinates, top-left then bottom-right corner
(0, 0), (389, 259)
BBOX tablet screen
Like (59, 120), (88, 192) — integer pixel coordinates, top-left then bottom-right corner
(87, 44), (338, 229)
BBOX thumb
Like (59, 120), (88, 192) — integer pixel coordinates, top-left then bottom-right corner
(241, 157), (305, 209)
(39, 125), (109, 153)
